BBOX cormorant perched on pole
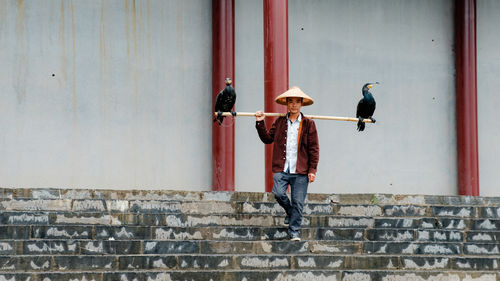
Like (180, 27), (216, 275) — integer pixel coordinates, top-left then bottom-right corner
(213, 78), (237, 125)
(356, 82), (378, 131)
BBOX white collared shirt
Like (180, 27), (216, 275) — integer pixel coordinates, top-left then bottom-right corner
(284, 113), (301, 174)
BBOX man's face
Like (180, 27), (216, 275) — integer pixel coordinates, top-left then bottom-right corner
(287, 97), (303, 115)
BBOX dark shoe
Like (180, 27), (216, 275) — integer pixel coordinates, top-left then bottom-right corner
(284, 215), (290, 225)
(289, 233), (301, 241)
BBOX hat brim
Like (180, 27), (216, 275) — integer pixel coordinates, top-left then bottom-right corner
(275, 86), (314, 106)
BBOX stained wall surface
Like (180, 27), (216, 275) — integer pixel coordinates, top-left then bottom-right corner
(477, 0), (500, 197)
(286, 0), (457, 195)
(234, 0), (265, 191)
(237, 0), (457, 195)
(0, 0), (213, 190)
(2, 0), (497, 196)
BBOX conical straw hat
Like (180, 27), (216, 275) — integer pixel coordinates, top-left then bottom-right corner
(275, 86), (314, 106)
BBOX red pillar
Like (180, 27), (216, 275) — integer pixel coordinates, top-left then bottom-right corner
(263, 0), (289, 192)
(455, 0), (479, 196)
(212, 0), (235, 191)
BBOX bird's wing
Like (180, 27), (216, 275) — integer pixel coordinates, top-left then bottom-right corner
(220, 87), (237, 111)
(214, 91), (223, 111)
(356, 99), (364, 118)
(228, 87), (236, 108)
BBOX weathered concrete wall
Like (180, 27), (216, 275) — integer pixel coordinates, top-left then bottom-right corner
(234, 0), (265, 191)
(0, 0), (212, 190)
(287, 0), (457, 195)
(477, 0), (500, 197)
(234, 0), (458, 195)
(2, 0), (495, 196)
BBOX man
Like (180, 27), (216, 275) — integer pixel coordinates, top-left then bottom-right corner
(255, 86), (319, 241)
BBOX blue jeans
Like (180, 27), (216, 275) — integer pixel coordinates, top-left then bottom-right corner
(272, 172), (309, 237)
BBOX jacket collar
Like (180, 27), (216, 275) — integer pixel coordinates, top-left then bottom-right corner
(286, 112), (303, 123)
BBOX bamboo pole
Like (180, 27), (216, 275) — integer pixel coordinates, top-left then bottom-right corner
(214, 112), (374, 123)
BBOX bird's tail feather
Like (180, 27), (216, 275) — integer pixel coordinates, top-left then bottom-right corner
(215, 116), (224, 125)
(357, 121), (365, 131)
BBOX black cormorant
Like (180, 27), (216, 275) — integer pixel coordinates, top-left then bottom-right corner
(214, 78), (237, 125)
(356, 82), (378, 131)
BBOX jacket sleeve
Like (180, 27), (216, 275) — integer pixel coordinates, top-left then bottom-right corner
(307, 120), (319, 174)
(255, 120), (276, 144)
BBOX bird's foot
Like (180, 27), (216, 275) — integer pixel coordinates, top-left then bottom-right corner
(358, 117), (363, 123)
(369, 117), (376, 123)
(231, 111), (237, 117)
(215, 111), (223, 125)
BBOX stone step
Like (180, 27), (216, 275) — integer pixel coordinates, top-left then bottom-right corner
(0, 270), (498, 281)
(2, 211), (500, 229)
(3, 225), (500, 243)
(3, 188), (500, 207)
(0, 254), (499, 272)
(2, 188), (500, 280)
(466, 230), (500, 242)
(0, 239), (360, 255)
(2, 198), (500, 219)
(2, 239), (500, 256)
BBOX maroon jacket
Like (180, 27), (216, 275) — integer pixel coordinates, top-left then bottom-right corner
(256, 113), (319, 175)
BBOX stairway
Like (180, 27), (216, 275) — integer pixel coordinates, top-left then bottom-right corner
(0, 188), (499, 281)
